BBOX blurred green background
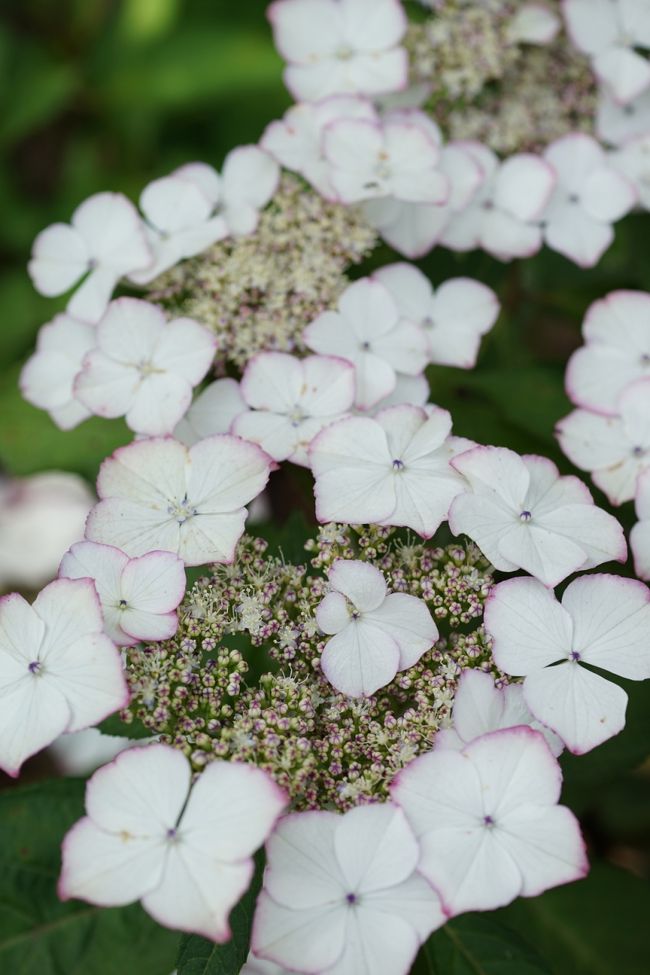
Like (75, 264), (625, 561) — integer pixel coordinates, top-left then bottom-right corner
(1, 1), (650, 972)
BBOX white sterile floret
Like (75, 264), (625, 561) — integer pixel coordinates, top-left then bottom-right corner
(373, 373), (430, 412)
(252, 803), (444, 975)
(557, 378), (650, 505)
(261, 96), (378, 199)
(609, 133), (650, 208)
(565, 290), (650, 414)
(441, 143), (555, 261)
(373, 263), (499, 369)
(59, 745), (287, 940)
(303, 278), (429, 409)
(449, 445), (627, 587)
(323, 116), (449, 205)
(174, 378), (247, 447)
(0, 578), (128, 777)
(206, 146), (280, 236)
(364, 140), (483, 259)
(540, 133), (636, 267)
(508, 3), (561, 44)
(310, 404), (469, 537)
(20, 314), (96, 430)
(597, 88), (650, 145)
(268, 0), (408, 102)
(0, 472), (94, 590)
(59, 540), (186, 646)
(391, 727), (588, 915)
(233, 353), (355, 466)
(563, 0), (650, 104)
(436, 669), (563, 756)
(74, 298), (216, 436)
(85, 435), (273, 566)
(130, 164), (228, 284)
(316, 559), (438, 697)
(485, 574), (650, 754)
(631, 468), (650, 578)
(28, 192), (152, 324)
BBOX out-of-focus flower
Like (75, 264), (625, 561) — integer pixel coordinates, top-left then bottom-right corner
(435, 669), (563, 756)
(557, 378), (650, 505)
(233, 353), (355, 466)
(310, 404), (468, 537)
(391, 727), (588, 914)
(449, 446), (627, 587)
(0, 472), (94, 590)
(59, 540), (186, 646)
(85, 436), (273, 566)
(631, 468), (650, 578)
(597, 88), (650, 145)
(174, 379), (247, 447)
(20, 314), (95, 430)
(252, 803), (443, 974)
(59, 745), (287, 940)
(565, 290), (650, 414)
(317, 559), (437, 696)
(373, 263), (499, 368)
(609, 133), (650, 208)
(508, 3), (561, 44)
(75, 299), (216, 436)
(563, 0), (650, 104)
(303, 278), (428, 409)
(441, 144), (555, 260)
(28, 193), (152, 324)
(0, 578), (128, 776)
(268, 0), (408, 101)
(485, 574), (650, 753)
(540, 133), (636, 266)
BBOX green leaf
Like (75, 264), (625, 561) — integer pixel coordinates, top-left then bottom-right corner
(97, 712), (152, 739)
(0, 364), (129, 480)
(0, 778), (178, 975)
(176, 853), (264, 975)
(498, 861), (650, 975)
(413, 914), (551, 975)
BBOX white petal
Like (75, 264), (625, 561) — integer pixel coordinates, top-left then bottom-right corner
(326, 908), (420, 975)
(67, 267), (122, 325)
(580, 166), (636, 222)
(140, 174), (213, 234)
(120, 549), (185, 615)
(372, 263), (432, 321)
(316, 591), (351, 635)
(72, 191), (151, 274)
(263, 810), (343, 909)
(494, 154), (555, 221)
(561, 574), (650, 679)
(535, 502), (627, 572)
(253, 891), (347, 974)
(508, 3), (561, 43)
(28, 223), (88, 297)
(0, 671), (70, 777)
(178, 510), (248, 566)
(75, 351), (138, 419)
(300, 355), (356, 416)
(496, 804), (588, 897)
(241, 353), (305, 412)
(268, 0), (344, 63)
(175, 378), (246, 445)
(631, 516), (650, 579)
(594, 45), (650, 104)
(188, 435), (272, 511)
(86, 500), (181, 561)
(427, 278), (499, 368)
(485, 577), (573, 675)
(448, 494), (521, 571)
(340, 0), (406, 50)
(329, 558), (387, 612)
(321, 621), (400, 696)
(562, 0), (620, 55)
(153, 317), (216, 384)
(480, 210), (543, 261)
(523, 662), (628, 754)
(366, 592), (437, 669)
(497, 521), (592, 586)
(451, 445), (528, 509)
(59, 817), (166, 906)
(334, 803), (419, 893)
(126, 373), (193, 436)
(233, 412), (299, 463)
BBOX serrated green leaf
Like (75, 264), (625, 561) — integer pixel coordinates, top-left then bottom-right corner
(413, 914), (551, 975)
(176, 853), (263, 975)
(0, 778), (178, 975)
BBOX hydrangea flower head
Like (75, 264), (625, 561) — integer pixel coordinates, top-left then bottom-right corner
(59, 745), (287, 940)
(317, 559), (438, 696)
(268, 0), (408, 101)
(252, 803), (444, 975)
(310, 404), (469, 537)
(449, 445), (627, 587)
(391, 727), (588, 915)
(85, 435), (274, 566)
(0, 578), (128, 776)
(28, 192), (152, 323)
(485, 574), (650, 753)
(74, 298), (216, 436)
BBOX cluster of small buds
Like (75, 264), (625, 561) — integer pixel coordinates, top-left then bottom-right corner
(446, 34), (596, 154)
(408, 0), (596, 155)
(121, 527), (499, 810)
(147, 173), (378, 370)
(407, 0), (520, 102)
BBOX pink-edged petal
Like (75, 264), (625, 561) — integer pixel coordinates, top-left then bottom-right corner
(562, 0), (620, 55)
(427, 278), (499, 368)
(74, 352), (138, 419)
(328, 559), (387, 611)
(253, 891), (347, 974)
(321, 621), (400, 696)
(544, 133), (606, 188)
(334, 803), (418, 893)
(545, 205), (614, 267)
(233, 412), (298, 463)
(222, 145), (280, 214)
(0, 674), (71, 777)
(71, 192), (151, 274)
(120, 550), (185, 614)
(497, 522), (592, 586)
(316, 591), (351, 634)
(480, 210), (543, 261)
(95, 297), (165, 362)
(241, 353), (305, 412)
(126, 373), (192, 436)
(153, 317), (216, 384)
(28, 223), (88, 297)
(523, 663), (628, 754)
(581, 166), (636, 222)
(268, 0), (344, 64)
(33, 577), (102, 653)
(631, 517), (650, 579)
(263, 810), (343, 909)
(86, 500), (181, 560)
(300, 355), (356, 416)
(327, 908), (420, 975)
(46, 631), (128, 733)
(451, 445), (529, 509)
(188, 435), (272, 511)
(448, 494), (520, 572)
(372, 320), (429, 376)
(140, 175), (213, 234)
(485, 577), (573, 675)
(494, 155), (555, 221)
(496, 803), (588, 897)
(594, 45), (650, 105)
(85, 743), (190, 834)
(175, 379), (246, 445)
(178, 510), (248, 566)
(340, 0), (406, 50)
(561, 574), (650, 679)
(59, 817), (165, 905)
(556, 409), (626, 473)
(535, 502), (627, 572)
(467, 727), (562, 815)
(372, 263), (432, 322)
(365, 593), (437, 669)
